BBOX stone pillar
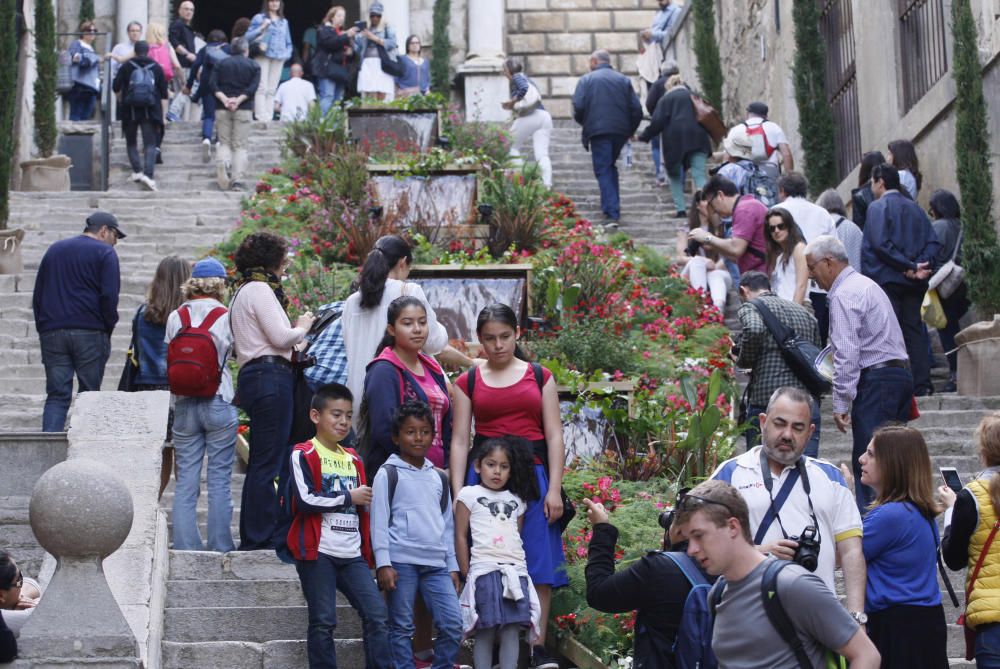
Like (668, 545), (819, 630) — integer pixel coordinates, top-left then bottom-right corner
(457, 0), (508, 121)
(15, 459), (139, 668)
(117, 0), (148, 44)
(379, 0), (411, 49)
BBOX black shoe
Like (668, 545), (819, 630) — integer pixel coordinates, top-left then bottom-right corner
(676, 210), (687, 218)
(530, 645), (559, 669)
(914, 386), (935, 397)
(941, 379), (957, 393)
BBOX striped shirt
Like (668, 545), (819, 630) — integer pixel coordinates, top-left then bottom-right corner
(828, 266), (908, 414)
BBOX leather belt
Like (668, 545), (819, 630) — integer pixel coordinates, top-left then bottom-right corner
(245, 355), (292, 368)
(862, 359), (909, 372)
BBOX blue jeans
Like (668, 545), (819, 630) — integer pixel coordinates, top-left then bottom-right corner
(67, 84), (98, 121)
(666, 151), (708, 214)
(201, 93), (217, 141)
(39, 329), (111, 432)
(589, 134), (627, 220)
(976, 622), (1000, 669)
(651, 139), (663, 179)
(172, 396), (238, 552)
(722, 217), (740, 284)
(745, 397), (822, 458)
(237, 359), (294, 550)
(809, 291), (830, 347)
(387, 563), (462, 669)
(296, 554), (391, 669)
(318, 78), (345, 116)
(851, 366), (913, 510)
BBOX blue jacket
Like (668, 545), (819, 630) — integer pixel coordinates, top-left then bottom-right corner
(395, 55), (430, 93)
(861, 191), (941, 288)
(355, 25), (397, 59)
(33, 235), (120, 334)
(362, 348), (452, 473)
(370, 453), (458, 572)
(134, 305), (168, 386)
(69, 40), (101, 92)
(571, 64), (643, 148)
(246, 14), (293, 61)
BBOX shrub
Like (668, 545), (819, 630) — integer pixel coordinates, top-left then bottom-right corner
(33, 0), (57, 157)
(431, 0), (451, 94)
(284, 104), (349, 159)
(792, 0), (837, 193)
(479, 163), (548, 257)
(441, 108), (511, 166)
(0, 0), (16, 227)
(692, 0), (723, 113)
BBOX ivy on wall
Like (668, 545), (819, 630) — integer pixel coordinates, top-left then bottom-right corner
(691, 0), (723, 114)
(0, 0), (16, 227)
(79, 0), (94, 23)
(34, 0), (57, 158)
(431, 0), (451, 94)
(791, 0), (836, 193)
(951, 0), (1000, 315)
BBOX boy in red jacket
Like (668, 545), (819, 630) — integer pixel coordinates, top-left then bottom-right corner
(286, 383), (391, 669)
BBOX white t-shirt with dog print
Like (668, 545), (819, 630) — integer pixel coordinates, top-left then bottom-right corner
(457, 484), (526, 565)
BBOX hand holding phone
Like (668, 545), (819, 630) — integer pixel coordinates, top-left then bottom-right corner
(940, 466), (963, 493)
(354, 20), (367, 30)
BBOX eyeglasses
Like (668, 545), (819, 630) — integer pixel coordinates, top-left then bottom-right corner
(768, 222), (788, 233)
(676, 489), (737, 516)
(806, 257), (829, 273)
(4, 571), (22, 590)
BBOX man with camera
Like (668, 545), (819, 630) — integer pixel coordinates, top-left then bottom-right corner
(675, 480), (880, 669)
(711, 387), (867, 619)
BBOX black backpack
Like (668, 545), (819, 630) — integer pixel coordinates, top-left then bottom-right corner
(737, 161), (779, 208)
(205, 44), (229, 68)
(382, 462), (450, 523)
(749, 298), (830, 397)
(125, 63), (158, 107)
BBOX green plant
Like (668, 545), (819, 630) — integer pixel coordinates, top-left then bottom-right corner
(284, 104), (349, 158)
(441, 108), (511, 166)
(951, 0), (1000, 315)
(431, 0), (451, 94)
(347, 92), (448, 111)
(692, 0), (723, 113)
(33, 0), (57, 158)
(283, 258), (357, 316)
(79, 0), (94, 22)
(791, 0), (836, 193)
(479, 164), (549, 257)
(0, 0), (16, 227)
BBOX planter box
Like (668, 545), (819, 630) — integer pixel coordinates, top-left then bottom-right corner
(368, 167), (481, 242)
(555, 635), (612, 669)
(347, 108), (440, 152)
(19, 155), (72, 191)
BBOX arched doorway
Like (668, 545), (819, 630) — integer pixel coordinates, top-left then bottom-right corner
(191, 0), (362, 52)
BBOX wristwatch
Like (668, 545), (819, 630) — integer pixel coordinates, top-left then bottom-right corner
(849, 611), (868, 624)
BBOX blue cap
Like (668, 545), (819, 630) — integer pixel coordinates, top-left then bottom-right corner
(191, 257), (227, 278)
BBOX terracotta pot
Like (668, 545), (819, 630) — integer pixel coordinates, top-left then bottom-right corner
(19, 155), (72, 191)
(955, 315), (1000, 396)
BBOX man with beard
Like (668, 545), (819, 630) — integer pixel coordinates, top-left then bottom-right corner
(711, 387), (867, 624)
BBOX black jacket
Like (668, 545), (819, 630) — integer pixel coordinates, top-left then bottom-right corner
(850, 183), (875, 230)
(112, 56), (169, 124)
(639, 85), (712, 171)
(645, 74), (669, 116)
(312, 25), (354, 84)
(188, 42), (231, 100)
(0, 613), (16, 663)
(168, 18), (196, 57)
(585, 523), (703, 669)
(211, 55), (261, 111)
(572, 64), (643, 148)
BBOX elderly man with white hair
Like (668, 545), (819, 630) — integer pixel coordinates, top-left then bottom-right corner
(804, 235), (913, 512)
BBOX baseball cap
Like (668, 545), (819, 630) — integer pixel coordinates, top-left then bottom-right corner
(369, 2), (384, 15)
(84, 211), (127, 239)
(191, 257), (227, 278)
(746, 101), (769, 117)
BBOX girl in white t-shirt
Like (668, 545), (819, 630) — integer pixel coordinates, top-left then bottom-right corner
(455, 438), (541, 669)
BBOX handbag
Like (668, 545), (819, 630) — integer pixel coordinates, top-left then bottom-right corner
(959, 518), (1000, 659)
(921, 288), (947, 329)
(377, 43), (406, 78)
(928, 225), (965, 299)
(249, 20), (270, 58)
(118, 308), (142, 392)
(513, 82), (541, 117)
(690, 92), (726, 145)
(750, 298), (831, 397)
(0, 229), (24, 275)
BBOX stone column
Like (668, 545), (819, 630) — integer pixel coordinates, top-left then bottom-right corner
(457, 0), (509, 121)
(117, 0), (148, 43)
(15, 459), (139, 668)
(379, 0), (411, 49)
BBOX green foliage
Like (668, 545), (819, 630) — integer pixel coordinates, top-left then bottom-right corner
(691, 0), (723, 113)
(479, 163), (549, 258)
(791, 0), (837, 193)
(430, 0), (451, 94)
(440, 108), (511, 166)
(79, 0), (94, 22)
(283, 258), (357, 317)
(283, 104), (349, 159)
(33, 0), (57, 158)
(530, 320), (637, 378)
(0, 0), (16, 227)
(951, 0), (1000, 315)
(349, 92), (448, 111)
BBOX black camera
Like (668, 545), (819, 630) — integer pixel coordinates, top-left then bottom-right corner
(657, 509), (674, 531)
(354, 20), (367, 30)
(789, 525), (821, 572)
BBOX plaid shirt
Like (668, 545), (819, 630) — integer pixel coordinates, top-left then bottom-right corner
(303, 301), (348, 391)
(737, 293), (821, 406)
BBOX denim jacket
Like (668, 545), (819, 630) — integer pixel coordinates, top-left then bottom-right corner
(70, 39), (102, 92)
(354, 24), (397, 60)
(246, 13), (293, 61)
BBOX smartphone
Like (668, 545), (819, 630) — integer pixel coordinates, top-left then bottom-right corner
(354, 20), (367, 30)
(940, 467), (963, 493)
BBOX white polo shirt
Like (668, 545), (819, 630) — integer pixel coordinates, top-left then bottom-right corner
(745, 117), (789, 166)
(711, 446), (863, 594)
(274, 77), (317, 122)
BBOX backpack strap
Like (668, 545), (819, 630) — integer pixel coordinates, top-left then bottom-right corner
(662, 552), (709, 587)
(437, 469), (449, 514)
(709, 576), (726, 617)
(178, 305), (192, 329)
(198, 306), (228, 331)
(465, 365), (477, 401)
(760, 559), (813, 669)
(384, 463), (450, 521)
(531, 362), (545, 392)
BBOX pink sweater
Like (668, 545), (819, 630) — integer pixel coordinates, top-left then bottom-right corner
(230, 281), (305, 367)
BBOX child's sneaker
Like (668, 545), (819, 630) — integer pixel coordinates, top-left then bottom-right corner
(202, 138), (212, 163)
(129, 172), (142, 182)
(530, 645), (559, 669)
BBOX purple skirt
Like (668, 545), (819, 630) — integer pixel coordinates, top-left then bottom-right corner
(473, 571), (532, 629)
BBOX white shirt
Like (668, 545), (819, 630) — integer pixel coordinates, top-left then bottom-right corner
(274, 77), (316, 121)
(745, 117), (788, 166)
(772, 196), (836, 294)
(771, 254), (798, 302)
(711, 446), (863, 594)
(457, 485), (526, 565)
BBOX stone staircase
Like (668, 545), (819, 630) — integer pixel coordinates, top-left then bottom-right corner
(0, 121), (284, 432)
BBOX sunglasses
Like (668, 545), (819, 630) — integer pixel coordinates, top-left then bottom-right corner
(676, 489), (737, 516)
(768, 222), (788, 233)
(4, 571), (22, 590)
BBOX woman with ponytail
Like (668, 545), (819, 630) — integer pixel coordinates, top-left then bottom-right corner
(941, 412), (1000, 668)
(342, 235), (469, 419)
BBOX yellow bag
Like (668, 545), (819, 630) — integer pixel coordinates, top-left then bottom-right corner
(922, 288), (947, 329)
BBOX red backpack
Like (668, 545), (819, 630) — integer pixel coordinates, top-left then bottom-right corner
(167, 306), (227, 397)
(743, 121), (776, 161)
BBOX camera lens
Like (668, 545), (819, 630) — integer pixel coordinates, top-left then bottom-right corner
(658, 510), (674, 531)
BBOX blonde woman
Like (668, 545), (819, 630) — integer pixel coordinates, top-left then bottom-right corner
(354, 1), (397, 101)
(146, 21), (182, 162)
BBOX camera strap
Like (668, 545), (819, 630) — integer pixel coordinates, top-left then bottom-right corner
(755, 451), (819, 546)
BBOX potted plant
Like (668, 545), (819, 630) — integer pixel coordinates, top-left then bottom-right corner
(0, 0), (26, 275)
(19, 0), (72, 191)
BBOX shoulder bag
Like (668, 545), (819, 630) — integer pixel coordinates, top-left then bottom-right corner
(513, 82), (541, 116)
(118, 307), (143, 392)
(957, 518), (1000, 660)
(690, 92), (725, 145)
(928, 225), (965, 299)
(377, 42), (406, 78)
(750, 298), (830, 397)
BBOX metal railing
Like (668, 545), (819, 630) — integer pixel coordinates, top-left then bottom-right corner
(818, 0), (862, 182)
(57, 31), (112, 190)
(897, 0), (949, 113)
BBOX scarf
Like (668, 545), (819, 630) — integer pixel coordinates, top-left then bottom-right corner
(235, 267), (289, 311)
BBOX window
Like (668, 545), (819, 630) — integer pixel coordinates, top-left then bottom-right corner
(898, 0), (949, 112)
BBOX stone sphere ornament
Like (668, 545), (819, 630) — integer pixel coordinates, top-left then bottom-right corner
(29, 458), (134, 559)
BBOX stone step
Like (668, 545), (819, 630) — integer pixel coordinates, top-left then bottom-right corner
(161, 639), (357, 669)
(168, 549), (298, 581)
(163, 605), (361, 642)
(168, 579), (318, 609)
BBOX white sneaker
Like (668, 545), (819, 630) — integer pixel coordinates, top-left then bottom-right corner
(129, 172), (143, 182)
(202, 138), (212, 163)
(139, 174), (157, 191)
